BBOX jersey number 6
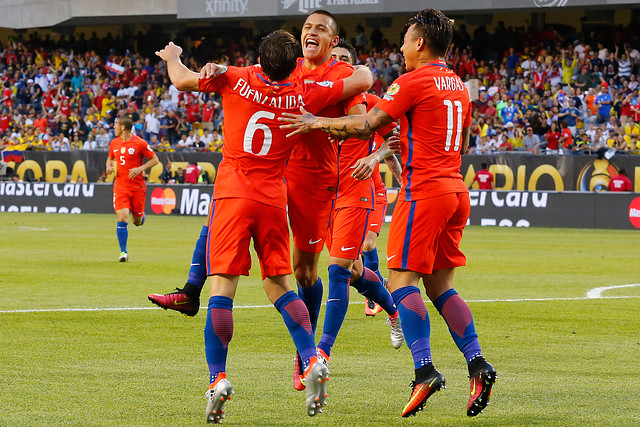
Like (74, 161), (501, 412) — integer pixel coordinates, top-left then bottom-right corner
(244, 111), (275, 155)
(443, 99), (463, 152)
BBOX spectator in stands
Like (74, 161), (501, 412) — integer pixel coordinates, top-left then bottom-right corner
(159, 161), (174, 183)
(522, 126), (541, 152)
(545, 122), (561, 153)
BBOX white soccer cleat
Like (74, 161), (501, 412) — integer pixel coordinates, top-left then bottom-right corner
(304, 362), (329, 417)
(205, 378), (234, 424)
(118, 251), (128, 262)
(387, 315), (405, 349)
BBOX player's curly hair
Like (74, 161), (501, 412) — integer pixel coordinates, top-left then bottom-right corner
(406, 8), (454, 57)
(258, 30), (302, 82)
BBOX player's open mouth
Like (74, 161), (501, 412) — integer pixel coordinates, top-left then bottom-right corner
(305, 39), (319, 50)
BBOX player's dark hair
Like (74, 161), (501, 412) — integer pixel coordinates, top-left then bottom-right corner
(481, 163), (488, 169)
(117, 114), (133, 130)
(258, 30), (301, 82)
(335, 38), (357, 66)
(310, 9), (340, 36)
(619, 168), (627, 176)
(406, 9), (454, 57)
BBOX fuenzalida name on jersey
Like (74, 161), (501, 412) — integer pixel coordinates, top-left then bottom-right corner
(231, 77), (332, 109)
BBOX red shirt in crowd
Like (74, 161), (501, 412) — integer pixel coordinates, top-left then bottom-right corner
(545, 130), (561, 150)
(608, 174), (632, 192)
(472, 169), (494, 190)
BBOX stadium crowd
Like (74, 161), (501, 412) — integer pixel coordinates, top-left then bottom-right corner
(2, 21), (640, 163)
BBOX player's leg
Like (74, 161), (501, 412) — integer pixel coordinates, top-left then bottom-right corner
(148, 201), (214, 316)
(203, 199), (253, 423)
(130, 188), (146, 226)
(362, 198), (387, 315)
(115, 202), (129, 262)
(204, 274), (238, 424)
(386, 199), (449, 417)
(255, 201), (327, 416)
(423, 193), (495, 417)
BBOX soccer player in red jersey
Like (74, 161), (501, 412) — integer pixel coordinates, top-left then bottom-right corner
(315, 40), (404, 362)
(281, 9), (496, 419)
(106, 115), (158, 262)
(156, 31), (372, 422)
(471, 163), (495, 190)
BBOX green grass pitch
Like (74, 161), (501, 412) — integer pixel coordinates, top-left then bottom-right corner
(1, 213), (639, 425)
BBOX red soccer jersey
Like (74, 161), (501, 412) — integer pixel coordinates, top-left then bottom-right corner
(375, 61), (470, 201)
(108, 134), (155, 191)
(185, 164), (199, 184)
(473, 170), (494, 189)
(198, 65), (344, 210)
(286, 58), (364, 193)
(608, 174), (632, 192)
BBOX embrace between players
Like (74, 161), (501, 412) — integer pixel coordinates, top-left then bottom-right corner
(148, 8), (495, 423)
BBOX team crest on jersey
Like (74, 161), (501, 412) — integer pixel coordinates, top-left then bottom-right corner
(128, 148), (135, 155)
(146, 144), (152, 151)
(386, 83), (400, 96)
(316, 80), (334, 88)
(120, 147), (126, 154)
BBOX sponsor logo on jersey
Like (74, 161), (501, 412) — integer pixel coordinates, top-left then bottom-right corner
(128, 148), (135, 155)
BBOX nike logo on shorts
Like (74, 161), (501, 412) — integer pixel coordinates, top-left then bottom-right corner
(309, 238), (322, 245)
(387, 255), (397, 261)
(341, 246), (355, 251)
(370, 223), (378, 227)
(190, 263), (200, 266)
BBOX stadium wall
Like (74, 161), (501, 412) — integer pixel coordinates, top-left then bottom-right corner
(1, 181), (638, 230)
(3, 152), (639, 192)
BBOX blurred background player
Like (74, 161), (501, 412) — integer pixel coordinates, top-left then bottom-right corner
(471, 163), (495, 190)
(281, 9), (496, 419)
(105, 115), (158, 262)
(607, 168), (633, 191)
(156, 30), (372, 422)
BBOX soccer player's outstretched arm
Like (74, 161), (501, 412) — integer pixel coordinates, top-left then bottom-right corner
(338, 65), (373, 101)
(351, 132), (402, 181)
(280, 106), (394, 140)
(155, 42), (200, 92)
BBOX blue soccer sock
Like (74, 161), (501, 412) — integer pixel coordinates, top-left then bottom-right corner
(116, 221), (128, 253)
(204, 296), (234, 384)
(362, 248), (384, 283)
(186, 226), (208, 297)
(392, 286), (432, 369)
(433, 288), (482, 363)
(350, 267), (396, 316)
(274, 291), (316, 371)
(317, 264), (351, 357)
(297, 278), (323, 336)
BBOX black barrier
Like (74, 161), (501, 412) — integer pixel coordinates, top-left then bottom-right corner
(4, 152), (640, 192)
(2, 182), (638, 230)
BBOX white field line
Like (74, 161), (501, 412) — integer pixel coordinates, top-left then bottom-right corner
(1, 287), (639, 314)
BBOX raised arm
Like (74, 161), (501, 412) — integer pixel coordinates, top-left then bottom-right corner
(155, 42), (200, 92)
(338, 65), (373, 102)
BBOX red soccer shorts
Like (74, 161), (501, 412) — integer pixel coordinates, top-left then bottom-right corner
(387, 192), (469, 275)
(113, 187), (146, 217)
(206, 198), (292, 280)
(368, 189), (388, 235)
(286, 177), (334, 254)
(326, 207), (370, 260)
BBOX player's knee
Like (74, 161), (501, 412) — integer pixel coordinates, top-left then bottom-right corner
(293, 266), (317, 288)
(362, 232), (377, 252)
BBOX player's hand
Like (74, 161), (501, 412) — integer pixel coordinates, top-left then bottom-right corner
(155, 42), (183, 61)
(351, 154), (377, 180)
(386, 132), (401, 154)
(106, 163), (114, 175)
(279, 107), (317, 137)
(128, 166), (144, 179)
(199, 62), (225, 79)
